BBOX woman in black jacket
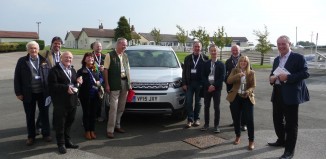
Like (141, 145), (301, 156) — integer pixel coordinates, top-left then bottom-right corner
(77, 52), (101, 140)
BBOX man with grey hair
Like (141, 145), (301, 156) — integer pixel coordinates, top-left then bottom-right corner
(14, 41), (52, 146)
(103, 37), (132, 138)
(268, 35), (309, 159)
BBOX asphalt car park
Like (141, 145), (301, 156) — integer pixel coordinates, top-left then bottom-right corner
(1, 52), (326, 159)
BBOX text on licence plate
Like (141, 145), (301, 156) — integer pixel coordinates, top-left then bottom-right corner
(135, 96), (159, 102)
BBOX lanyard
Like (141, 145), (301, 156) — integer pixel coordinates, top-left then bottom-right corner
(59, 63), (72, 84)
(94, 53), (101, 65)
(29, 57), (39, 75)
(192, 54), (200, 69)
(210, 61), (215, 74)
(86, 67), (97, 84)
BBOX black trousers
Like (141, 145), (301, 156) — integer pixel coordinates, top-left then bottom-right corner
(230, 94), (254, 141)
(203, 89), (221, 127)
(53, 105), (77, 146)
(80, 96), (99, 131)
(23, 93), (50, 139)
(273, 85), (299, 153)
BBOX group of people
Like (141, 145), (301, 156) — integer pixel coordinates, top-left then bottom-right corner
(182, 35), (309, 159)
(14, 37), (131, 154)
(14, 35), (309, 159)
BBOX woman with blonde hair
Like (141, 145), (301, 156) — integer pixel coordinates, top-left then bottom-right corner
(226, 56), (256, 150)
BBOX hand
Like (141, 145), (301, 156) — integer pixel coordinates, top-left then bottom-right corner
(77, 76), (83, 85)
(16, 95), (23, 101)
(67, 86), (74, 94)
(96, 81), (101, 86)
(278, 74), (288, 82)
(270, 75), (278, 83)
(208, 85), (215, 92)
(105, 85), (110, 93)
(182, 85), (187, 91)
(239, 72), (245, 77)
(99, 65), (104, 72)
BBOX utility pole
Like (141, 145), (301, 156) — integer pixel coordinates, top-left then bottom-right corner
(36, 22), (41, 38)
(295, 26), (297, 46)
(311, 32), (314, 54)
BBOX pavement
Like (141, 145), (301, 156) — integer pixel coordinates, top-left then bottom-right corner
(1, 52), (326, 159)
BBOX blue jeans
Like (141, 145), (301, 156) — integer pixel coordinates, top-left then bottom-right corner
(230, 94), (254, 141)
(185, 81), (202, 122)
(204, 89), (221, 127)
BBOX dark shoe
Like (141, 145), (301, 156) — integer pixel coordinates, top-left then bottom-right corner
(185, 121), (192, 128)
(43, 136), (52, 142)
(65, 141), (79, 149)
(200, 125), (209, 131)
(193, 120), (200, 127)
(107, 132), (114, 138)
(58, 145), (67, 154)
(213, 126), (221, 133)
(279, 151), (294, 159)
(114, 127), (126, 133)
(35, 128), (41, 136)
(268, 140), (285, 147)
(26, 138), (34, 146)
(241, 125), (247, 131)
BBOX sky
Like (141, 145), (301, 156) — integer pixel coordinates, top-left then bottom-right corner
(1, 0), (325, 46)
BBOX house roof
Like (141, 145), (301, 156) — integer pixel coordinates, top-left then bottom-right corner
(139, 33), (193, 42)
(0, 30), (38, 39)
(64, 31), (81, 40)
(79, 28), (115, 39)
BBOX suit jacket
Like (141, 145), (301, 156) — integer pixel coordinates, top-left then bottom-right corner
(270, 52), (310, 105)
(202, 60), (226, 91)
(14, 54), (50, 102)
(226, 68), (256, 105)
(48, 64), (78, 109)
(77, 66), (100, 100)
(182, 53), (208, 86)
(40, 50), (61, 67)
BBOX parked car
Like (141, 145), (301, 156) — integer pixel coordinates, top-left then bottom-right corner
(125, 45), (186, 119)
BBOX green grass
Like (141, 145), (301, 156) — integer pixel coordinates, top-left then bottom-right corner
(42, 47), (271, 69)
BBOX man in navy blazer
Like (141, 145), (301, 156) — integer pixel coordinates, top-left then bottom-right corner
(268, 35), (310, 159)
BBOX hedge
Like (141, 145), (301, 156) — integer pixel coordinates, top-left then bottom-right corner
(0, 40), (45, 53)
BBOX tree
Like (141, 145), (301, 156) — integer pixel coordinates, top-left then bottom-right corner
(150, 27), (162, 45)
(114, 16), (131, 41)
(253, 25), (272, 65)
(212, 26), (232, 60)
(176, 25), (188, 52)
(131, 32), (141, 45)
(297, 41), (315, 47)
(190, 27), (210, 54)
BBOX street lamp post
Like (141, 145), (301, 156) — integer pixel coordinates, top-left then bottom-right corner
(36, 22), (41, 38)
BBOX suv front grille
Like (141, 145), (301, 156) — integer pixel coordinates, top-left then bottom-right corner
(132, 82), (169, 90)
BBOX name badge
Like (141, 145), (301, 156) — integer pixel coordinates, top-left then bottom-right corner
(191, 69), (197, 74)
(35, 76), (41, 80)
(208, 75), (214, 81)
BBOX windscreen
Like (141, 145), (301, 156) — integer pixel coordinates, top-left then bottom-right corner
(126, 50), (179, 68)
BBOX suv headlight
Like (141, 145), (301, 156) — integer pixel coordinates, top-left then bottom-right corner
(169, 79), (182, 88)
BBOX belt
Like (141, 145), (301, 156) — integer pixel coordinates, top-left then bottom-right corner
(121, 77), (127, 80)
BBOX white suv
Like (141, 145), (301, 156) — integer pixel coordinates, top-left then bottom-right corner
(125, 45), (186, 119)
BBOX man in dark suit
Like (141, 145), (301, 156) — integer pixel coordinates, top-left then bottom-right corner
(269, 35), (310, 159)
(14, 41), (52, 146)
(48, 51), (83, 154)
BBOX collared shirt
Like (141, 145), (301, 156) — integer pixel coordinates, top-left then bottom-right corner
(53, 52), (61, 63)
(103, 51), (126, 78)
(275, 50), (291, 84)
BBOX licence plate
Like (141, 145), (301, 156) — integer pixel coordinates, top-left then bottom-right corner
(135, 96), (159, 102)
